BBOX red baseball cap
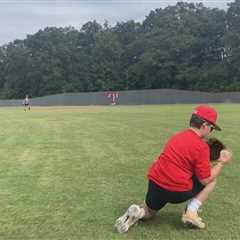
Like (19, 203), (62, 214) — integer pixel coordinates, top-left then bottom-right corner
(193, 105), (221, 131)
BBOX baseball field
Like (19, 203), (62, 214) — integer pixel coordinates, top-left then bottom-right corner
(0, 105), (239, 240)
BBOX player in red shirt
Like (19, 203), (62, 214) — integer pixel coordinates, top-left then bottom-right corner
(115, 105), (232, 233)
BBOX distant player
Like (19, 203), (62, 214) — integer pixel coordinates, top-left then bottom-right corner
(106, 92), (119, 105)
(23, 95), (30, 111)
(114, 105), (232, 233)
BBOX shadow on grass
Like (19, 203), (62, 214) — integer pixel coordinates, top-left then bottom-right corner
(139, 210), (193, 231)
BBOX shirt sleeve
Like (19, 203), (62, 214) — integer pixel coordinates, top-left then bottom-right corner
(194, 144), (211, 180)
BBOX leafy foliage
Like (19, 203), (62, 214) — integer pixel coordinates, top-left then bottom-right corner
(0, 1), (239, 98)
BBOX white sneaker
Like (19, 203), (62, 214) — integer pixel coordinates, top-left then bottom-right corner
(114, 204), (143, 233)
(182, 209), (205, 229)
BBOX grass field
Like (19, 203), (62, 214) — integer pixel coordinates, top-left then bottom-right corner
(0, 104), (239, 240)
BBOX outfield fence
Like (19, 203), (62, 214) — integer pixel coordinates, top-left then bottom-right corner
(1, 89), (240, 106)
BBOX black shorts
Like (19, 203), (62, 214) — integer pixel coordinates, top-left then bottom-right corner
(145, 177), (205, 211)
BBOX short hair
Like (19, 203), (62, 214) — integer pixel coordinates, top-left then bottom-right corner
(189, 114), (206, 129)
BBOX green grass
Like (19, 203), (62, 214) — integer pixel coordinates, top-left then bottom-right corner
(0, 104), (239, 240)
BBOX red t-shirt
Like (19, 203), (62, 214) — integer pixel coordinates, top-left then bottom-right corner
(148, 129), (211, 192)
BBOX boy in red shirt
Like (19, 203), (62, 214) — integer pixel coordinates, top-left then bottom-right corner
(115, 105), (232, 233)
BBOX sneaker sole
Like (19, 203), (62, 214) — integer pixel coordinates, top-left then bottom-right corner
(182, 215), (205, 229)
(114, 205), (141, 233)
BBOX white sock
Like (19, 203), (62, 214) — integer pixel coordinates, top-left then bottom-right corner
(187, 198), (202, 212)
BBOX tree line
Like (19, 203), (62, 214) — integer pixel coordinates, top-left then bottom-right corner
(0, 0), (240, 99)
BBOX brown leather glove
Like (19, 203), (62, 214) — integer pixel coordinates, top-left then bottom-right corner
(206, 137), (226, 161)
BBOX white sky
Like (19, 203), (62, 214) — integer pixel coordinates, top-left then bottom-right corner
(0, 0), (233, 46)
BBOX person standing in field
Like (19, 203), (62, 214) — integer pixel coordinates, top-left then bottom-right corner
(115, 105), (232, 233)
(23, 95), (31, 111)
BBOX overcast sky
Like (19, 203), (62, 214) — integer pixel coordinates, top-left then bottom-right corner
(0, 0), (233, 46)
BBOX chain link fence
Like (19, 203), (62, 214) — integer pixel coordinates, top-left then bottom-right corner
(0, 89), (240, 106)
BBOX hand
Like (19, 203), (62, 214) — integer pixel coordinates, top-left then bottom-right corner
(218, 150), (232, 164)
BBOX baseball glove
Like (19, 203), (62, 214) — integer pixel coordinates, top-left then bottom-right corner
(206, 137), (226, 161)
